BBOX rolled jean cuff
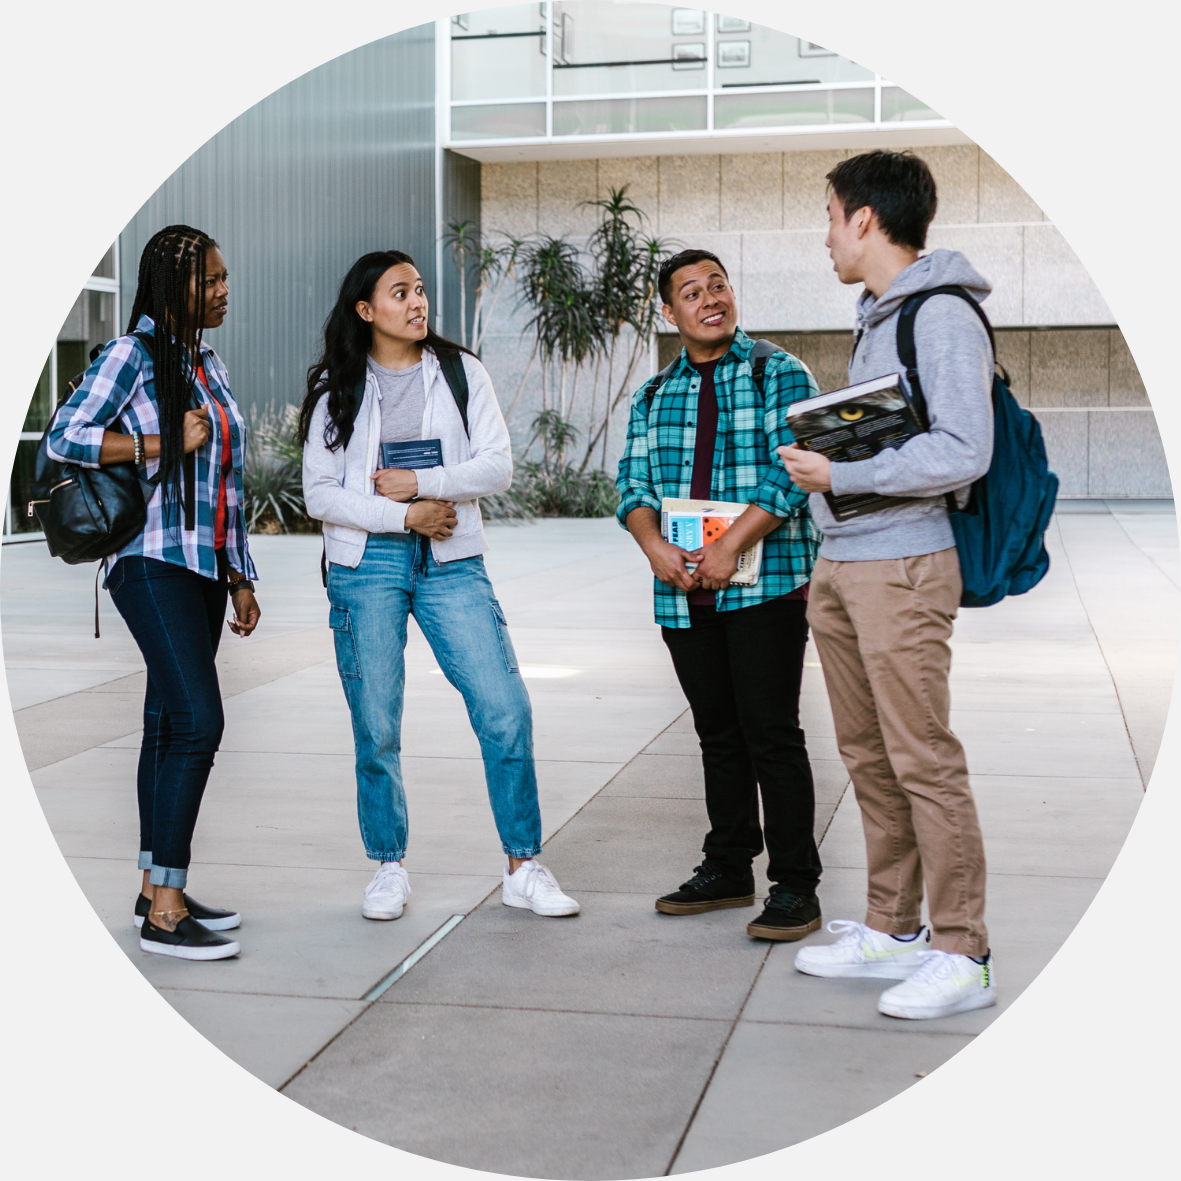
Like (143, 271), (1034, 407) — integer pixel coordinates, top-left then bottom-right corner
(138, 850), (154, 871)
(148, 864), (189, 889)
(504, 845), (543, 859)
(366, 848), (406, 863)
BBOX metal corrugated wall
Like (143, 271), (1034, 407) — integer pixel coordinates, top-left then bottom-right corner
(119, 24), (436, 416)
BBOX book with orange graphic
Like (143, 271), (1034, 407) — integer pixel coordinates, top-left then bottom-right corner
(660, 498), (763, 587)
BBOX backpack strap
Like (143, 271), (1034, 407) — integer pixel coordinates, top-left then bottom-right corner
(896, 284), (995, 428)
(895, 284), (996, 514)
(435, 348), (470, 437)
(749, 338), (786, 398)
(643, 355), (681, 400)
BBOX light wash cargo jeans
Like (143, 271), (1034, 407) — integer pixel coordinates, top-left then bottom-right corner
(327, 532), (543, 863)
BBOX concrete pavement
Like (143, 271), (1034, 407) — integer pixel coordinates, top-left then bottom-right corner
(3, 504), (1171, 1177)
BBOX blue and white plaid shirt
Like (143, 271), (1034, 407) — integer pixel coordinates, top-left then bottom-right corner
(616, 327), (820, 628)
(45, 315), (257, 582)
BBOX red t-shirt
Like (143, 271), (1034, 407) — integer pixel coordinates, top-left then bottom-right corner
(196, 366), (232, 550)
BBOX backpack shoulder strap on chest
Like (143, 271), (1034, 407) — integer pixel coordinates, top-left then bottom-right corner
(644, 355), (681, 400)
(896, 285), (996, 425)
(749, 338), (787, 397)
(435, 348), (470, 437)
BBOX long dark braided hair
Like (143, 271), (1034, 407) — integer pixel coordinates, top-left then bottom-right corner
(126, 225), (217, 517)
(297, 250), (473, 451)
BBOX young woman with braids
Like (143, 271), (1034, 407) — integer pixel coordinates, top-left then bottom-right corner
(48, 226), (259, 961)
(299, 251), (579, 920)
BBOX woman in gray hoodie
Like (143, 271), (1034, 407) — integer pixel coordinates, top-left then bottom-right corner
(299, 251), (579, 923)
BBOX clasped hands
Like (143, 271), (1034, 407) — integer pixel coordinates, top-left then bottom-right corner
(647, 536), (741, 593)
(371, 466), (456, 540)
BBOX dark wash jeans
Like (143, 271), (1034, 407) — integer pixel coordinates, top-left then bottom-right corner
(661, 595), (822, 896)
(108, 553), (228, 888)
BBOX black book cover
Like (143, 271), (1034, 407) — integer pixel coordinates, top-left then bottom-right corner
(786, 374), (924, 521)
(380, 439), (442, 470)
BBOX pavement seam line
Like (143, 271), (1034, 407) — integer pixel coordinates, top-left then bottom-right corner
(1053, 513), (1147, 787)
(363, 915), (465, 1001)
(277, 912), (468, 1094)
(663, 943), (773, 1177)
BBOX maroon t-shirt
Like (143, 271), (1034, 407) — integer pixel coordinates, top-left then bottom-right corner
(684, 357), (808, 607)
(688, 360), (720, 605)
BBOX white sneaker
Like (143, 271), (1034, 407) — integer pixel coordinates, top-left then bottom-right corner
(362, 862), (411, 920)
(794, 920), (931, 979)
(502, 860), (580, 917)
(877, 949), (997, 1019)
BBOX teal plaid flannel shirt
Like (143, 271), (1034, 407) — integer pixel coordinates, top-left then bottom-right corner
(615, 327), (821, 628)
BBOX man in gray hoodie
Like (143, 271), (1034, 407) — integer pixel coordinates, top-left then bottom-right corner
(780, 150), (997, 1020)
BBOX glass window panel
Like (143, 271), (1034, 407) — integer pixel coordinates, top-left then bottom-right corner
(55, 288), (117, 399)
(451, 5), (546, 99)
(9, 439), (44, 533)
(553, 1), (709, 95)
(92, 243), (117, 279)
(552, 95), (706, 136)
(880, 86), (942, 122)
(714, 87), (875, 129)
(451, 102), (546, 140)
(25, 356), (53, 433)
(714, 24), (873, 88)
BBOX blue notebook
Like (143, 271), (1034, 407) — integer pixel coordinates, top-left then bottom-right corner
(380, 439), (442, 470)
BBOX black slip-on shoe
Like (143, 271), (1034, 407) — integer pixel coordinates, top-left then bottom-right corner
(139, 914), (241, 961)
(655, 863), (756, 915)
(746, 891), (822, 941)
(134, 893), (240, 932)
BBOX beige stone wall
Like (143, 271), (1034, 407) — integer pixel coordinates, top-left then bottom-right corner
(479, 145), (1168, 496)
(482, 146), (1115, 332)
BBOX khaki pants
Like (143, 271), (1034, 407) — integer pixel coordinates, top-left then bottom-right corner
(807, 548), (988, 956)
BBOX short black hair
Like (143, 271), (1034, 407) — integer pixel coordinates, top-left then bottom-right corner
(659, 248), (729, 306)
(825, 151), (938, 250)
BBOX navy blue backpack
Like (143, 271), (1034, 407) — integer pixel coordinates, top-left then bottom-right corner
(896, 285), (1059, 608)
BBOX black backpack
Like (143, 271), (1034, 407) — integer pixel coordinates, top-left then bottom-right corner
(27, 332), (161, 569)
(895, 286), (1058, 607)
(319, 347), (471, 586)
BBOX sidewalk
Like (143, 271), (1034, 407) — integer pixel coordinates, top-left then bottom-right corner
(3, 505), (1170, 1178)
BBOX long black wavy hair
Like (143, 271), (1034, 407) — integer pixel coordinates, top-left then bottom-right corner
(297, 250), (473, 451)
(127, 225), (218, 517)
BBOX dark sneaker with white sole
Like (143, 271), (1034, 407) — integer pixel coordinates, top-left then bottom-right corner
(655, 863), (756, 915)
(134, 893), (240, 932)
(140, 914), (241, 961)
(746, 892), (822, 941)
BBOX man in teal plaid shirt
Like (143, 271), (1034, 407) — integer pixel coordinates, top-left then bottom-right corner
(616, 248), (824, 941)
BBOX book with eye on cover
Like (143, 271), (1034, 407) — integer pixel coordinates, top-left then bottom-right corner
(380, 438), (442, 470)
(660, 498), (763, 586)
(786, 373), (925, 521)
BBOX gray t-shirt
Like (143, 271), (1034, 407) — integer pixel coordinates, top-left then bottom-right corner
(368, 356), (426, 445)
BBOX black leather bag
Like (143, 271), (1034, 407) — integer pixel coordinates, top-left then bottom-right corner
(27, 332), (158, 565)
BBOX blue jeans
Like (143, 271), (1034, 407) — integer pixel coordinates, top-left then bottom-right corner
(108, 553), (228, 889)
(327, 533), (542, 863)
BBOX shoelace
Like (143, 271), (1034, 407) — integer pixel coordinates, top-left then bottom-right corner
(904, 949), (956, 986)
(366, 864), (408, 898)
(681, 865), (727, 893)
(519, 862), (562, 899)
(823, 919), (871, 948)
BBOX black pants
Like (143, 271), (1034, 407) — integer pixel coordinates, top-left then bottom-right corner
(108, 553), (228, 887)
(661, 596), (821, 895)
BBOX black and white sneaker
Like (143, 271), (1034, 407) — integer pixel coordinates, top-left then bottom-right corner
(134, 893), (240, 931)
(140, 914), (241, 961)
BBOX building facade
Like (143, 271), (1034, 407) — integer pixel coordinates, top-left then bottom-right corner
(7, 6), (1165, 539)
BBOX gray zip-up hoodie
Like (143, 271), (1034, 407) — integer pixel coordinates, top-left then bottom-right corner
(811, 249), (995, 561)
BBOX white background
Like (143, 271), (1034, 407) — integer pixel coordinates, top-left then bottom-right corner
(0, 1), (1176, 1175)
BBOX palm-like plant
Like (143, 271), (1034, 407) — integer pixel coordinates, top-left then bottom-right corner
(242, 405), (306, 532)
(577, 186), (673, 470)
(441, 220), (524, 352)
